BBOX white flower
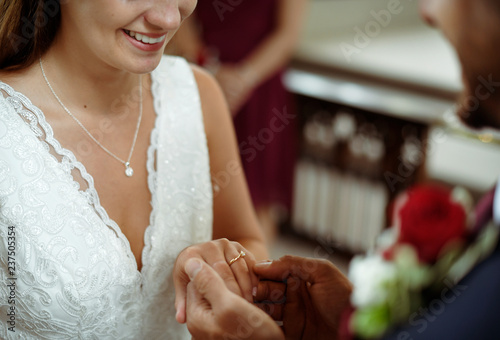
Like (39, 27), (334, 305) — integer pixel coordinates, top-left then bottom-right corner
(451, 186), (473, 213)
(348, 254), (397, 308)
(451, 186), (474, 230)
(375, 227), (398, 251)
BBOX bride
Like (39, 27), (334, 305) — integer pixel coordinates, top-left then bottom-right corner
(0, 0), (267, 338)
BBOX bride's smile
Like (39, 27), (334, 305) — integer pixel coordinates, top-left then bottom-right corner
(54, 0), (197, 75)
(122, 29), (168, 52)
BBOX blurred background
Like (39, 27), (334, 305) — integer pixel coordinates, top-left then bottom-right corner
(170, 0), (500, 272)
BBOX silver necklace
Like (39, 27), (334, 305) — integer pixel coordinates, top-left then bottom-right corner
(39, 59), (142, 177)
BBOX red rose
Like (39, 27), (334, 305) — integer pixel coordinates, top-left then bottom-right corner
(395, 185), (467, 263)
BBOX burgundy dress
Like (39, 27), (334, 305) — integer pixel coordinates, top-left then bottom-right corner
(196, 0), (297, 212)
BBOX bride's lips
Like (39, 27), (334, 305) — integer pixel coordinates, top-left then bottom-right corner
(122, 29), (167, 52)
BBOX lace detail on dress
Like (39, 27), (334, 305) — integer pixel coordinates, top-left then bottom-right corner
(0, 56), (213, 339)
(0, 80), (139, 273)
(138, 56), (213, 339)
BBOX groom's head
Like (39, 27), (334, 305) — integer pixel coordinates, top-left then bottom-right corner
(419, 0), (500, 129)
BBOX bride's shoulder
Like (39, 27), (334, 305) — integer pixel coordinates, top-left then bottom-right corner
(0, 64), (40, 97)
(154, 55), (229, 137)
(190, 63), (219, 97)
(191, 63), (228, 111)
(190, 63), (232, 142)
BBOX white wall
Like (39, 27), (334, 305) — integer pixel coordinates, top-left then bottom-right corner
(302, 0), (422, 38)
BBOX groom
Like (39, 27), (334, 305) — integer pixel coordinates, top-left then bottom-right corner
(182, 0), (500, 339)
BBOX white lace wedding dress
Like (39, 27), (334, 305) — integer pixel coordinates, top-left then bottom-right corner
(0, 56), (213, 339)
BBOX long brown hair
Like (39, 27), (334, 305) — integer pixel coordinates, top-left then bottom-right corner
(0, 0), (61, 71)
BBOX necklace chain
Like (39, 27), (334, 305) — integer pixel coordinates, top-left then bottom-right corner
(39, 59), (143, 177)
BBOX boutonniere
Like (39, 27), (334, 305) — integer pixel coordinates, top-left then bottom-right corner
(341, 184), (500, 339)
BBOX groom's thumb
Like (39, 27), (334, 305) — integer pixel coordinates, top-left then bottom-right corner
(186, 259), (228, 304)
(185, 258), (203, 280)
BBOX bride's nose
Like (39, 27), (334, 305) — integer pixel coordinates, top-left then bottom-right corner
(143, 0), (182, 32)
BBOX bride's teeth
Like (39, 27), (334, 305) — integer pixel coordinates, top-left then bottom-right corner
(127, 30), (165, 44)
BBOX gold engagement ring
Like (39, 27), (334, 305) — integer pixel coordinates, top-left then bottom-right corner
(229, 251), (246, 266)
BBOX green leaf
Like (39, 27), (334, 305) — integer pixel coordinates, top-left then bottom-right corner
(352, 305), (392, 339)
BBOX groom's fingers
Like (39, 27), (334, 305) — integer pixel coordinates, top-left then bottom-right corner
(186, 282), (209, 327)
(255, 280), (286, 302)
(174, 252), (218, 324)
(254, 255), (339, 283)
(173, 259), (192, 324)
(282, 277), (307, 340)
(185, 260), (227, 338)
(186, 258), (230, 306)
(255, 302), (284, 321)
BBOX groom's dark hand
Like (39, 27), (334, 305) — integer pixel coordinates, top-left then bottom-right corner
(254, 256), (352, 340)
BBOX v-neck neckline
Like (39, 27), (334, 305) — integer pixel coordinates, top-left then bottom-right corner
(0, 71), (161, 278)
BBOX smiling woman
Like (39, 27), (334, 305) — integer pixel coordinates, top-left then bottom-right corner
(0, 0), (267, 339)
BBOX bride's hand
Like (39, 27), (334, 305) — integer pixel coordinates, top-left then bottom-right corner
(173, 238), (259, 324)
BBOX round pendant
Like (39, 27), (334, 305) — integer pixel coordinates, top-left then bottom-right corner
(125, 162), (134, 177)
(125, 167), (134, 177)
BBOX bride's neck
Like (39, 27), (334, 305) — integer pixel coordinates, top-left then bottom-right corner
(41, 40), (143, 116)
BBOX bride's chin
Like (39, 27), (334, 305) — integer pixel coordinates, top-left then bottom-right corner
(125, 58), (163, 75)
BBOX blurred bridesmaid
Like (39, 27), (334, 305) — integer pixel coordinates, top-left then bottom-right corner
(171, 0), (308, 242)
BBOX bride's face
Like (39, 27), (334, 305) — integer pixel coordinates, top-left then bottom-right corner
(58, 0), (197, 74)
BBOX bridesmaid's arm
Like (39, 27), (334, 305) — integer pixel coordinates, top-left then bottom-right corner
(169, 1), (308, 114)
(237, 0), (309, 87)
(192, 64), (268, 261)
(214, 0), (309, 114)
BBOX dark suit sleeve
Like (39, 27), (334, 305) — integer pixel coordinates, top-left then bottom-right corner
(383, 243), (500, 340)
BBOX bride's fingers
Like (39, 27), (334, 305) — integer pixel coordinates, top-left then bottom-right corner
(229, 243), (260, 302)
(174, 239), (260, 324)
(205, 240), (255, 300)
(212, 260), (245, 296)
(238, 249), (259, 298)
(226, 249), (254, 303)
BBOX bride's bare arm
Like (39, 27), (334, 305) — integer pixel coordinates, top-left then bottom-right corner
(193, 65), (268, 260)
(173, 65), (268, 324)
